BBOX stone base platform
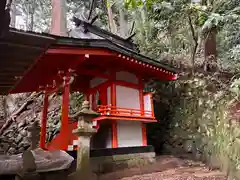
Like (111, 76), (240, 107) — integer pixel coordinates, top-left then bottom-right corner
(68, 146), (156, 174)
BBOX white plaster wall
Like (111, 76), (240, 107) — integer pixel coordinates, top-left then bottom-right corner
(107, 86), (111, 104)
(106, 128), (112, 148)
(116, 85), (140, 116)
(116, 86), (140, 109)
(117, 121), (142, 147)
(116, 71), (138, 84)
(90, 77), (107, 88)
(144, 94), (152, 117)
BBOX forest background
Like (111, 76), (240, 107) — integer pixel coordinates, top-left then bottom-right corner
(0, 0), (240, 179)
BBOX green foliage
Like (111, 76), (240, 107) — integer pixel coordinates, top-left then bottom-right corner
(122, 0), (240, 71)
(14, 0), (52, 32)
(152, 76), (240, 178)
(70, 92), (84, 113)
(230, 77), (240, 101)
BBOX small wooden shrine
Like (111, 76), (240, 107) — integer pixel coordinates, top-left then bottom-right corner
(0, 16), (177, 152)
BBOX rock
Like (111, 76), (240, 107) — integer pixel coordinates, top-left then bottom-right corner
(10, 124), (17, 131)
(2, 129), (12, 136)
(20, 130), (27, 137)
(27, 132), (31, 138)
(18, 147), (25, 152)
(8, 147), (16, 155)
(6, 131), (14, 138)
(18, 120), (26, 128)
(15, 150), (40, 180)
(183, 140), (193, 153)
(0, 94), (74, 154)
(19, 137), (31, 148)
(16, 134), (23, 144)
(0, 142), (9, 152)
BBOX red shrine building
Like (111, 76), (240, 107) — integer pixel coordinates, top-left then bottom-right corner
(0, 18), (177, 153)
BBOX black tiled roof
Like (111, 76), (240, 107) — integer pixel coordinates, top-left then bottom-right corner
(71, 17), (138, 51)
(0, 24), (177, 94)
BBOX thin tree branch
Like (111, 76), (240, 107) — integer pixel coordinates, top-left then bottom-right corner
(88, 0), (96, 21)
(6, 0), (12, 9)
(187, 13), (198, 74)
(129, 21), (135, 35)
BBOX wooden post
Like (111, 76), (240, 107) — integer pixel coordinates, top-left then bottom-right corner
(60, 75), (70, 150)
(110, 71), (118, 148)
(112, 121), (118, 148)
(40, 93), (48, 149)
(138, 77), (144, 116)
(142, 123), (147, 146)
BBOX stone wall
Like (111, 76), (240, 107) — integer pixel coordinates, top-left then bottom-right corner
(67, 146), (156, 174)
(0, 92), (82, 155)
(90, 152), (156, 173)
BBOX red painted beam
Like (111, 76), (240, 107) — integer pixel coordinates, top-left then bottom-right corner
(39, 56), (86, 92)
(40, 93), (49, 149)
(46, 48), (117, 56)
(142, 123), (147, 146)
(76, 68), (111, 79)
(93, 116), (157, 122)
(60, 74), (70, 149)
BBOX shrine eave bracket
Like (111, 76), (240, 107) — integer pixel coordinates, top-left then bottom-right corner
(0, 28), (178, 95)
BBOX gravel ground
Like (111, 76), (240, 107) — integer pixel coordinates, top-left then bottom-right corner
(99, 155), (227, 180)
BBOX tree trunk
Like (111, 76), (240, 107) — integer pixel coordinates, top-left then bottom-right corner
(106, 1), (117, 34)
(204, 27), (217, 72)
(51, 0), (67, 36)
(204, 28), (217, 59)
(29, 13), (34, 31)
(119, 8), (128, 38)
(10, 3), (16, 28)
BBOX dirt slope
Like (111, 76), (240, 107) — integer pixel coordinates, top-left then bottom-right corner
(99, 155), (227, 180)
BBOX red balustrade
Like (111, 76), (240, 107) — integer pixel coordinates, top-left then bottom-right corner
(97, 105), (154, 119)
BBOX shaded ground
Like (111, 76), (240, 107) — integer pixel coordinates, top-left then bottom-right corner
(99, 155), (227, 180)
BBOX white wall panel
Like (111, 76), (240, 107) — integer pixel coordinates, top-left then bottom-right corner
(116, 85), (140, 116)
(117, 121), (142, 147)
(90, 77), (107, 88)
(106, 128), (112, 148)
(116, 86), (140, 109)
(107, 86), (111, 104)
(144, 94), (152, 117)
(116, 71), (138, 84)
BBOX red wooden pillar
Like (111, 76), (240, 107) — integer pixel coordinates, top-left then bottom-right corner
(138, 77), (144, 116)
(40, 93), (49, 149)
(60, 75), (70, 150)
(142, 123), (147, 146)
(111, 71), (118, 148)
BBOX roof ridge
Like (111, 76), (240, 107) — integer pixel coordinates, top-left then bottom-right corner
(72, 16), (138, 52)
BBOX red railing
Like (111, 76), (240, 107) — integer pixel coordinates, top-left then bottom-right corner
(97, 105), (154, 119)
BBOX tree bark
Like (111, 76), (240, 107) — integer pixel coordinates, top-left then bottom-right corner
(29, 13), (34, 31)
(106, 1), (117, 34)
(204, 28), (217, 59)
(51, 0), (67, 36)
(10, 2), (16, 28)
(188, 14), (198, 74)
(203, 27), (217, 72)
(119, 8), (128, 38)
